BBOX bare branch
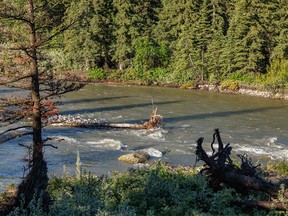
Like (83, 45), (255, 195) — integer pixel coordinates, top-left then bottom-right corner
(43, 144), (58, 149)
(18, 143), (31, 149)
(0, 73), (33, 85)
(0, 12), (30, 25)
(0, 126), (32, 136)
(0, 131), (33, 145)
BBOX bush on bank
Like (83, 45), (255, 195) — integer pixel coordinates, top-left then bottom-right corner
(6, 162), (288, 216)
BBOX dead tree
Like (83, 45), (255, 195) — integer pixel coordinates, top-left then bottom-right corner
(195, 129), (288, 210)
(0, 1), (85, 214)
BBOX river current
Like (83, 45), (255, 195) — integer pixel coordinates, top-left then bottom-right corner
(1, 84), (288, 190)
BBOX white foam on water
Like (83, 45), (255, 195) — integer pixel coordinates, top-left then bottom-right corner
(130, 128), (168, 141)
(86, 139), (127, 150)
(146, 129), (167, 141)
(174, 149), (194, 155)
(181, 124), (191, 128)
(234, 136), (288, 160)
(49, 135), (78, 143)
(141, 148), (163, 158)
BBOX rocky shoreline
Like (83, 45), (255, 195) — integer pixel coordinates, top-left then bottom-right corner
(197, 84), (288, 100)
(67, 70), (288, 100)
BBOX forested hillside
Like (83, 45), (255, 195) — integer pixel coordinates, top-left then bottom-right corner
(1, 0), (288, 90)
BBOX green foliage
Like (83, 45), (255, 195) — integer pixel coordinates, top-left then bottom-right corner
(48, 173), (102, 216)
(6, 161), (282, 215)
(220, 80), (240, 91)
(8, 193), (45, 216)
(260, 58), (288, 93)
(227, 71), (256, 84)
(88, 67), (107, 80)
(266, 160), (288, 175)
(131, 38), (170, 84)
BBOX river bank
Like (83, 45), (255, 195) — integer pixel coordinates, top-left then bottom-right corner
(94, 78), (288, 100)
(196, 83), (288, 100)
(42, 70), (288, 100)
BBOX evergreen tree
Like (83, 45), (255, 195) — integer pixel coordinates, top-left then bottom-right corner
(206, 0), (227, 82)
(90, 0), (115, 69)
(194, 0), (212, 81)
(63, 0), (115, 70)
(221, 0), (272, 77)
(113, 0), (161, 71)
(161, 1), (201, 83)
(270, 0), (288, 60)
(155, 0), (191, 51)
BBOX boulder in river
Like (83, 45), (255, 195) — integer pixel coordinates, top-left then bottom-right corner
(118, 152), (150, 164)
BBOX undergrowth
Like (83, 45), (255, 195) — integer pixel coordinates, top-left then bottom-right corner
(6, 160), (288, 216)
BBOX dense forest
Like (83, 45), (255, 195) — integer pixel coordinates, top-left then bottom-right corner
(1, 0), (288, 90)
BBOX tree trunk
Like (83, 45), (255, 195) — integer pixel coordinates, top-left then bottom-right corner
(15, 0), (49, 210)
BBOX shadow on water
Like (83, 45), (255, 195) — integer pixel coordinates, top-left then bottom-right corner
(0, 88), (22, 94)
(62, 96), (132, 105)
(118, 105), (285, 126)
(60, 100), (184, 115)
(162, 106), (284, 124)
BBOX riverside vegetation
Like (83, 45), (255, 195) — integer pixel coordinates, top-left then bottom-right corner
(1, 159), (288, 216)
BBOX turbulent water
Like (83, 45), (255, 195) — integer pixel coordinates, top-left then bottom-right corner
(1, 83), (288, 191)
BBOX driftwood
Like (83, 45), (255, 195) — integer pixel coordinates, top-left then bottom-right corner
(48, 108), (162, 130)
(195, 129), (288, 210)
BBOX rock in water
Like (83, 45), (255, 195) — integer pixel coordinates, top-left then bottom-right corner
(118, 152), (150, 164)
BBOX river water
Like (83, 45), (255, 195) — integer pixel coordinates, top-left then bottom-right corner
(1, 83), (288, 190)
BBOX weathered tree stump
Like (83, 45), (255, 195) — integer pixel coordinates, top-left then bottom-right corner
(195, 129), (288, 210)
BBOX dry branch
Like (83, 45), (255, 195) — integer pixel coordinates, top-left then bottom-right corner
(0, 130), (33, 145)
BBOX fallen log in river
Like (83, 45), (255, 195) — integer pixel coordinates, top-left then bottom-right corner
(48, 108), (162, 130)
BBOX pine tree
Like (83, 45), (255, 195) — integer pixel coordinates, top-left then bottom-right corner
(221, 0), (272, 77)
(63, 0), (115, 70)
(270, 0), (288, 60)
(112, 0), (161, 71)
(112, 0), (133, 70)
(194, 0), (213, 81)
(206, 0), (231, 81)
(154, 0), (191, 51)
(160, 1), (201, 83)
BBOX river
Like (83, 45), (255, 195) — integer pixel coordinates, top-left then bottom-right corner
(1, 83), (288, 190)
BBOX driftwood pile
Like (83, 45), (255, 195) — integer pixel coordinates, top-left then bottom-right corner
(195, 129), (288, 210)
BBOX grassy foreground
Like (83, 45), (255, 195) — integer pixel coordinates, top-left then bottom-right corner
(3, 161), (288, 216)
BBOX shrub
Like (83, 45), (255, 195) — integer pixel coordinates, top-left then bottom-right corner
(6, 162), (279, 215)
(88, 67), (107, 80)
(266, 160), (288, 175)
(260, 58), (288, 93)
(220, 80), (240, 91)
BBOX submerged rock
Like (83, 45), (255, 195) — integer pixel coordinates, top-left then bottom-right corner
(118, 152), (150, 164)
